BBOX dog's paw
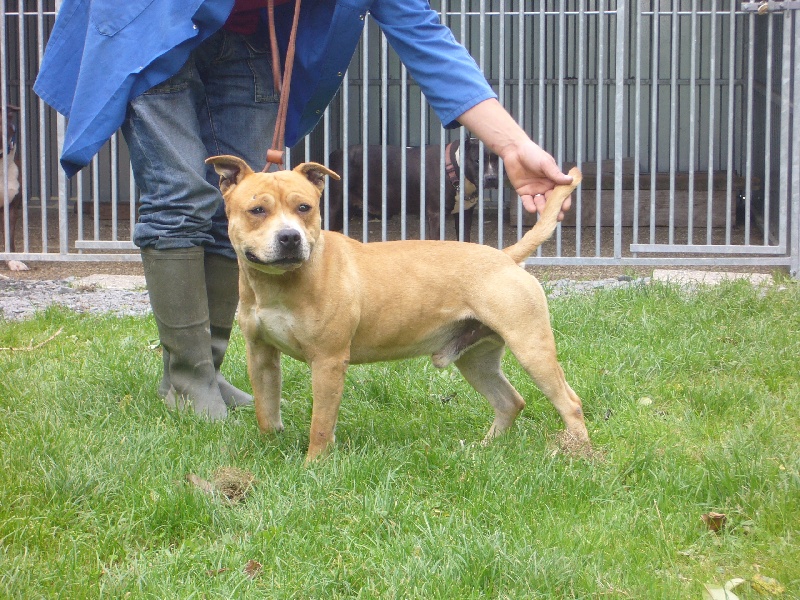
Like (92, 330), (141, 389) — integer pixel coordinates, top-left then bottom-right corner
(7, 259), (29, 271)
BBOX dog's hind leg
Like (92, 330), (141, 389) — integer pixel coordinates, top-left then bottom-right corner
(454, 341), (526, 443)
(502, 325), (590, 447)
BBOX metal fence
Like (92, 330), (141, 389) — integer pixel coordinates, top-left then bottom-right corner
(2, 1), (798, 276)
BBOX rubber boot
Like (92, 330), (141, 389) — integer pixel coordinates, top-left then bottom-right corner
(142, 247), (227, 420)
(204, 252), (254, 408)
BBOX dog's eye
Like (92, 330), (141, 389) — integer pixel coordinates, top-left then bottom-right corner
(297, 204), (312, 213)
(249, 206), (266, 216)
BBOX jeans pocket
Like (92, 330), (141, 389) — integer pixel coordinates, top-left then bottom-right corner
(243, 32), (279, 103)
(143, 59), (194, 95)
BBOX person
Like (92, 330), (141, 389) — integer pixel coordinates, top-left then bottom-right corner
(34, 0), (573, 420)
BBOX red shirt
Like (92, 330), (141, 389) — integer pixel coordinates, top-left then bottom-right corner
(224, 0), (292, 35)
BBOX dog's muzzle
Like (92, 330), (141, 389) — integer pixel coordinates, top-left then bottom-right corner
(242, 227), (308, 272)
(482, 174), (499, 189)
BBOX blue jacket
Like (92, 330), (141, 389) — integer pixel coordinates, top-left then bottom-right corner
(34, 0), (497, 177)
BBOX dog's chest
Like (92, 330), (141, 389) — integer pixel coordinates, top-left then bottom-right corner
(0, 156), (19, 200)
(247, 303), (305, 358)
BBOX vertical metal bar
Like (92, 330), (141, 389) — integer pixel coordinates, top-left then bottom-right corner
(762, 14), (773, 246)
(380, 33), (388, 242)
(322, 106), (330, 230)
(613, 0), (625, 260)
(776, 9), (790, 253)
(667, 1), (678, 246)
(457, 0), (467, 242)
(632, 0), (642, 253)
(91, 155), (99, 239)
(536, 0), (547, 246)
(37, 0), (48, 253)
(724, 2), (736, 246)
(400, 63), (408, 241)
(791, 11), (800, 277)
(57, 115), (68, 255)
(477, 0), (486, 246)
(438, 0), (448, 242)
(438, 131), (445, 241)
(706, 0), (717, 245)
(556, 0), (566, 256)
(111, 133), (119, 241)
(342, 68), (350, 237)
(419, 81), (426, 240)
(743, 12), (755, 245)
(687, 0), (698, 244)
(17, 0), (29, 253)
(361, 19), (369, 242)
(649, 1), (660, 244)
(76, 173), (84, 247)
(595, 0), (605, 257)
(576, 0), (585, 257)
(496, 0), (506, 249)
(1, 0), (10, 253)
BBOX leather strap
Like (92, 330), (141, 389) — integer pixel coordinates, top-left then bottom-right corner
(263, 0), (303, 172)
(444, 141), (460, 191)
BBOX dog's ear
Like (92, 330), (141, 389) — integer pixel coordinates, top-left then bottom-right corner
(205, 155), (254, 194)
(293, 162), (341, 192)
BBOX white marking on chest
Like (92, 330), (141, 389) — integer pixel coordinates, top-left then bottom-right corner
(254, 306), (300, 352)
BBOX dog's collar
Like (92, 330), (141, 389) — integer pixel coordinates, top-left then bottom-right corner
(444, 141), (461, 192)
(445, 141), (478, 200)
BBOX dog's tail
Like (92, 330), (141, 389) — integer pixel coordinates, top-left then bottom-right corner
(502, 167), (582, 264)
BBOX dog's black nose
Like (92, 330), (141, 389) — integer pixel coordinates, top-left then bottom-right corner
(483, 174), (499, 188)
(277, 229), (302, 250)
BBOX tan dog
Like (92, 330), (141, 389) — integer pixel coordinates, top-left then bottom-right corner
(207, 155), (588, 461)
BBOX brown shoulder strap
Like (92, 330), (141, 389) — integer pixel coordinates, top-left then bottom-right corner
(263, 0), (303, 172)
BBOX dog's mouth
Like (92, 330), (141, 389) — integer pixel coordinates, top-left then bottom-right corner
(244, 250), (303, 271)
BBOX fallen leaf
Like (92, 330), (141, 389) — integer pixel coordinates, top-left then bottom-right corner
(702, 578), (746, 600)
(751, 574), (785, 596)
(638, 396), (654, 406)
(701, 511), (727, 532)
(702, 583), (738, 600)
(243, 559), (262, 579)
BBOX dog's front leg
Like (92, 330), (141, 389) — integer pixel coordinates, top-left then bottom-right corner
(306, 354), (350, 462)
(247, 342), (284, 435)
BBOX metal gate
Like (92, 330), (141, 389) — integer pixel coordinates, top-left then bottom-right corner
(2, 1), (799, 277)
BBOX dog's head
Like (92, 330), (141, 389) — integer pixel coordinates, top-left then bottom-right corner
(463, 137), (499, 190)
(206, 155), (340, 275)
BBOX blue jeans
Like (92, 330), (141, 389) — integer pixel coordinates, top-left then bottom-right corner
(122, 28), (279, 259)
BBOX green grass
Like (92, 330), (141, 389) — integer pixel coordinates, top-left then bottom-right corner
(1, 280), (798, 598)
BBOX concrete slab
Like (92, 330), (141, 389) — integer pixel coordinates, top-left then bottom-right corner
(72, 274), (147, 291)
(652, 269), (773, 287)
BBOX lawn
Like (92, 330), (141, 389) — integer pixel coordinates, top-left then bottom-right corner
(1, 279), (798, 598)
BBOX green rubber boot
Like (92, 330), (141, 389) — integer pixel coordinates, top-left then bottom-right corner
(204, 252), (253, 408)
(142, 247), (227, 420)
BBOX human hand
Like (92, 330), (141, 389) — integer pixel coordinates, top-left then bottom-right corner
(501, 140), (573, 220)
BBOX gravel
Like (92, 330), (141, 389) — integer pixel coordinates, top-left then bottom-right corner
(0, 276), (151, 321)
(0, 273), (652, 321)
(2, 268), (782, 322)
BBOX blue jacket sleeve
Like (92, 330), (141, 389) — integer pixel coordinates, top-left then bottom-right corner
(368, 0), (497, 129)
